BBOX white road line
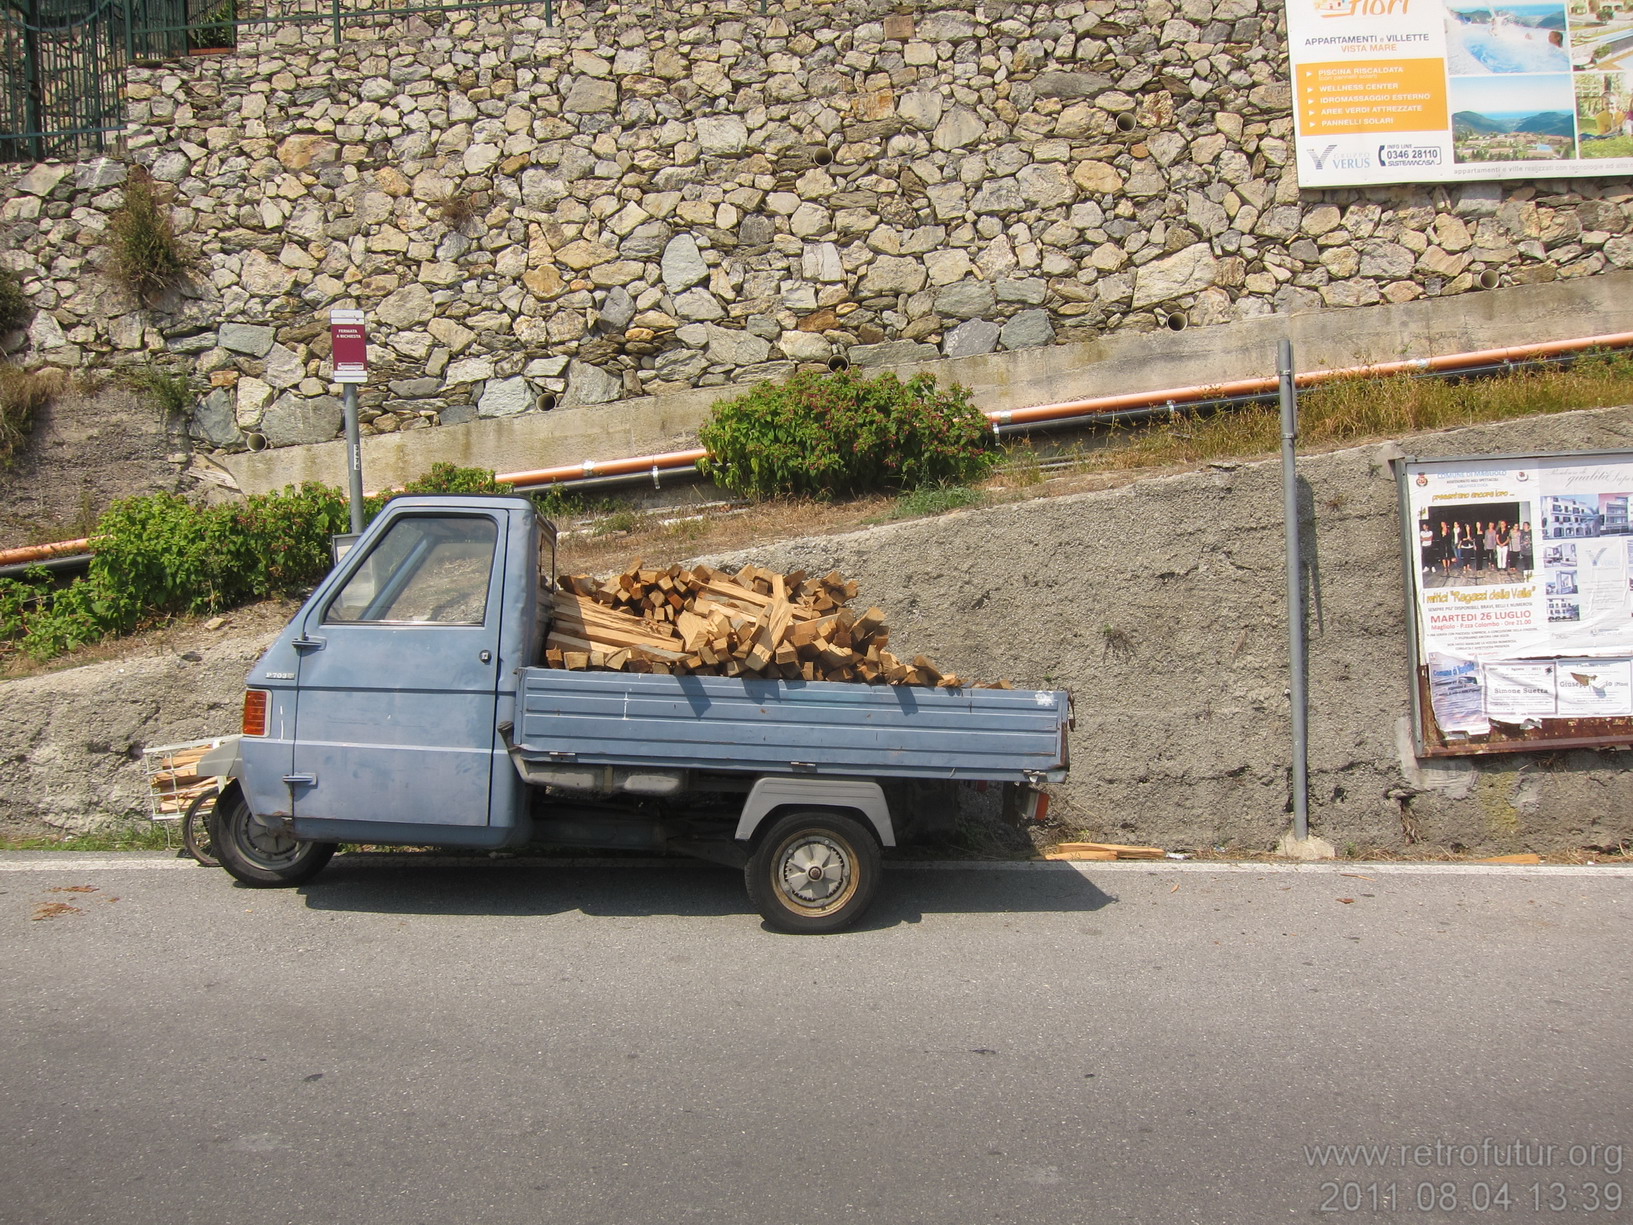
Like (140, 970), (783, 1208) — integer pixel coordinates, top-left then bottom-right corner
(906, 860), (1633, 878)
(0, 854), (208, 871)
(0, 853), (1627, 878)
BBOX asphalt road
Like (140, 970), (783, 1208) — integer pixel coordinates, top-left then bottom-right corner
(2, 853), (1628, 1225)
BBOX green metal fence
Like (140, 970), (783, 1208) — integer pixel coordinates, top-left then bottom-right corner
(1, 0), (128, 161)
(2, 0), (546, 163)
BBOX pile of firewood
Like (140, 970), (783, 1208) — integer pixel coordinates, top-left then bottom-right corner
(546, 561), (984, 687)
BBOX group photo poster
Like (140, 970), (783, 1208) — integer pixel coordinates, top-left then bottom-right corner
(1402, 450), (1633, 749)
(1287, 0), (1633, 187)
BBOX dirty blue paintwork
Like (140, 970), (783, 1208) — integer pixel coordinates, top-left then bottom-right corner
(514, 669), (1070, 783)
(240, 495), (540, 836)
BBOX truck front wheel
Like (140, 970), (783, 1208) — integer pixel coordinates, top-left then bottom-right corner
(745, 811), (880, 934)
(213, 789), (336, 888)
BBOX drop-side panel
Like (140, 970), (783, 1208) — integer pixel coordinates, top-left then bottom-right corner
(515, 670), (1069, 782)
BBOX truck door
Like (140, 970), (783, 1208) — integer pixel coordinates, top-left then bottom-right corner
(289, 509), (506, 827)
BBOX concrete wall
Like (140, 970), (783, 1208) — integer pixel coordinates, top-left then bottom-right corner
(8, 404), (1633, 857)
(699, 405), (1633, 856)
(221, 268), (1633, 496)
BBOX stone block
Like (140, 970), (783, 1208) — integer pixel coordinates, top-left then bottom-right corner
(477, 376), (535, 418)
(1000, 309), (1055, 350)
(661, 234), (709, 292)
(942, 318), (1000, 358)
(260, 393), (342, 446)
(562, 360), (624, 406)
(847, 339), (938, 367)
(220, 323), (277, 357)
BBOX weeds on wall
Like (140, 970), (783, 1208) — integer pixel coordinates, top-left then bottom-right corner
(0, 267), (32, 334)
(105, 170), (190, 307)
(436, 191), (485, 230)
(125, 366), (195, 417)
(699, 369), (999, 500)
(880, 484), (987, 521)
(0, 367), (63, 464)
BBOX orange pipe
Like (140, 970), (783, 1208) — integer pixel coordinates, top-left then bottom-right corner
(498, 448), (708, 488)
(0, 537), (91, 567)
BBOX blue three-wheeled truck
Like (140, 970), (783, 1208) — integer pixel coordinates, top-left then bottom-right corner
(199, 495), (1071, 932)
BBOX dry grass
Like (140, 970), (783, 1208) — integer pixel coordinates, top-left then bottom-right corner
(1084, 352), (1633, 472)
(0, 366), (65, 463)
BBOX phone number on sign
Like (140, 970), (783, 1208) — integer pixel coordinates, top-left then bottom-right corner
(1318, 1181), (1624, 1213)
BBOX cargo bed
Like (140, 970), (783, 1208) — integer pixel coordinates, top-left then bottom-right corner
(513, 669), (1071, 782)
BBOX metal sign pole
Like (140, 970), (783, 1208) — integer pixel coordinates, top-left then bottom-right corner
(330, 308), (369, 535)
(1279, 339), (1310, 842)
(342, 384), (364, 534)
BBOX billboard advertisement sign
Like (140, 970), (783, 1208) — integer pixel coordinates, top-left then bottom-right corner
(1287, 0), (1633, 187)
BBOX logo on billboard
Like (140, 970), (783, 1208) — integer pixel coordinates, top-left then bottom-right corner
(1378, 143), (1444, 168)
(1309, 143), (1374, 171)
(1316, 0), (1410, 15)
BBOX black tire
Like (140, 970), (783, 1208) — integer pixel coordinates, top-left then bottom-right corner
(213, 787), (336, 888)
(181, 788), (219, 867)
(745, 811), (880, 934)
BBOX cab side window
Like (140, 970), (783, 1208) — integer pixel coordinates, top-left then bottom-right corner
(325, 515), (498, 625)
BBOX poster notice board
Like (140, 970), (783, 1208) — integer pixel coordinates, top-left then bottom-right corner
(1286, 0), (1633, 188)
(1400, 449), (1633, 755)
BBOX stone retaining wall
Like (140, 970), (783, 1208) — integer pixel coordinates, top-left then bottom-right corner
(2, 0), (1631, 453)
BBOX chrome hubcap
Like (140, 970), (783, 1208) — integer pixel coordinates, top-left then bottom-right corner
(237, 814), (304, 868)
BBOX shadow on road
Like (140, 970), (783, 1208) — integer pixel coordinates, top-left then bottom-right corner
(294, 859), (1117, 932)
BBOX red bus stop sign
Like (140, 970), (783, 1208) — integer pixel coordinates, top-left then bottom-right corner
(330, 308), (367, 384)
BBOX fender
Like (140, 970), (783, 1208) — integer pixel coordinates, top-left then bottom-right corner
(735, 776), (895, 847)
(194, 735), (242, 781)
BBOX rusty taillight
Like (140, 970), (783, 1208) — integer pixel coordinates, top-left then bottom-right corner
(243, 689), (269, 736)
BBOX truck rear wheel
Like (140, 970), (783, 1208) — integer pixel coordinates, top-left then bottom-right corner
(213, 788), (336, 888)
(746, 811), (880, 934)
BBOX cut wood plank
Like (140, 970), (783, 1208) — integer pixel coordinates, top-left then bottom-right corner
(1050, 841), (1166, 860)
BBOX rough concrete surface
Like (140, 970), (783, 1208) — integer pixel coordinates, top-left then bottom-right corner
(0, 626), (271, 837)
(7, 406), (1633, 855)
(698, 405), (1633, 856)
(0, 383), (185, 547)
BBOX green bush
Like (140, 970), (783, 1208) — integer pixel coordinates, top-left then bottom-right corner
(2, 482), (352, 661)
(698, 369), (999, 500)
(393, 461), (509, 497)
(0, 466), (522, 663)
